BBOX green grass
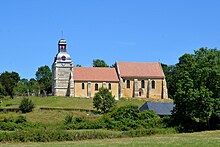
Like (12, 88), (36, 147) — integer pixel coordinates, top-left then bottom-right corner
(1, 96), (172, 109)
(0, 96), (172, 124)
(0, 130), (219, 147)
(0, 96), (94, 110)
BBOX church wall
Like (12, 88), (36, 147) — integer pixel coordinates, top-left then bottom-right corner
(149, 79), (163, 98)
(137, 79), (148, 98)
(122, 78), (134, 98)
(74, 82), (88, 97)
(74, 81), (119, 99)
(109, 82), (119, 99)
(121, 78), (164, 98)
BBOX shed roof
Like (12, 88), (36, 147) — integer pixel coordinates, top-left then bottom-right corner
(73, 67), (119, 82)
(139, 102), (174, 116)
(117, 62), (165, 78)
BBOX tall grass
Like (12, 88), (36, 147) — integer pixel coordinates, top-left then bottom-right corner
(0, 128), (176, 142)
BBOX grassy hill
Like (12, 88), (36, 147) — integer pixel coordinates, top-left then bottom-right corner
(0, 96), (172, 124)
(1, 96), (172, 109)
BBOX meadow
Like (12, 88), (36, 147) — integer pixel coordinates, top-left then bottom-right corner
(1, 130), (219, 147)
(0, 96), (172, 124)
(0, 96), (178, 144)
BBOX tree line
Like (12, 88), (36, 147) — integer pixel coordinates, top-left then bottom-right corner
(0, 65), (52, 98)
(0, 59), (114, 98)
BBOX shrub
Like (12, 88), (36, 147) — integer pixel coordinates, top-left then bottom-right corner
(93, 88), (115, 113)
(102, 105), (162, 130)
(19, 97), (35, 113)
(15, 115), (27, 123)
(0, 116), (43, 131)
(64, 113), (73, 125)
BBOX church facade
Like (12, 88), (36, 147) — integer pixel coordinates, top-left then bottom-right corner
(52, 39), (168, 99)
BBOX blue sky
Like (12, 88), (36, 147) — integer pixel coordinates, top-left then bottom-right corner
(1, 0), (220, 79)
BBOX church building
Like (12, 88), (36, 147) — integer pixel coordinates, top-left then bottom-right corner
(52, 39), (168, 99)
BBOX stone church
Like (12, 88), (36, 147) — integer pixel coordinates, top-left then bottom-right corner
(52, 39), (168, 99)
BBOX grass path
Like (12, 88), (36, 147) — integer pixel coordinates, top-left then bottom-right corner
(1, 130), (220, 147)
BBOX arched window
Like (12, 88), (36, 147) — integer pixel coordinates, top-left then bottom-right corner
(95, 83), (98, 91)
(152, 80), (155, 89)
(82, 83), (85, 89)
(127, 80), (130, 88)
(141, 80), (145, 88)
(108, 83), (111, 90)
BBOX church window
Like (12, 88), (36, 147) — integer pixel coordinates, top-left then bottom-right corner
(108, 83), (111, 90)
(95, 83), (98, 91)
(82, 83), (85, 89)
(127, 80), (130, 88)
(152, 80), (155, 89)
(141, 80), (145, 88)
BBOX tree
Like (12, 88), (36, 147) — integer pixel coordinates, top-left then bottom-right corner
(0, 71), (20, 98)
(93, 87), (115, 113)
(35, 65), (52, 94)
(75, 64), (82, 67)
(170, 48), (220, 131)
(19, 97), (35, 113)
(161, 63), (176, 98)
(110, 63), (116, 68)
(172, 71), (214, 131)
(29, 78), (40, 96)
(0, 83), (6, 97)
(13, 80), (29, 96)
(93, 59), (109, 67)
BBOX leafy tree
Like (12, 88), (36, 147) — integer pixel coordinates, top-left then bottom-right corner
(13, 78), (31, 96)
(161, 63), (176, 98)
(110, 63), (116, 68)
(93, 87), (115, 113)
(29, 78), (40, 96)
(172, 71), (214, 131)
(0, 83), (6, 97)
(93, 59), (109, 67)
(170, 48), (220, 131)
(0, 71), (20, 98)
(35, 65), (52, 94)
(75, 64), (82, 67)
(19, 97), (35, 113)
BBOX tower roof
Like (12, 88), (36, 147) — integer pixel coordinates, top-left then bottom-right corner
(55, 39), (71, 63)
(58, 39), (67, 45)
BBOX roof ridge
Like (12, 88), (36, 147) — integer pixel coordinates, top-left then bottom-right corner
(74, 67), (114, 69)
(117, 61), (160, 63)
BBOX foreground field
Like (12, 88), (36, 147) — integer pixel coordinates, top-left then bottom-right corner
(1, 130), (220, 147)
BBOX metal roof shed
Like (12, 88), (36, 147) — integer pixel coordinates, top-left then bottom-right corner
(139, 102), (174, 116)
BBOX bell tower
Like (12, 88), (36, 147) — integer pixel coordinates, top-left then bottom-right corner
(52, 39), (74, 97)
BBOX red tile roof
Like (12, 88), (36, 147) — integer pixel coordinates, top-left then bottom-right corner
(117, 62), (165, 78)
(73, 67), (119, 82)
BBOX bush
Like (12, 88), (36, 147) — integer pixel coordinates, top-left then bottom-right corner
(0, 116), (43, 131)
(102, 105), (162, 130)
(15, 115), (27, 123)
(93, 88), (115, 113)
(64, 113), (73, 125)
(19, 97), (35, 113)
(62, 105), (163, 131)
